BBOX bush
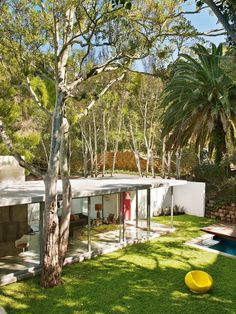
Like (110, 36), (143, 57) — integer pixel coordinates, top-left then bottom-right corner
(193, 164), (228, 188)
(209, 177), (236, 209)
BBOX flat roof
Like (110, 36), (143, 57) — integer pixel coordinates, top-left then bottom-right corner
(0, 175), (187, 207)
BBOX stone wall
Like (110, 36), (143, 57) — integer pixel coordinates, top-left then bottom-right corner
(97, 151), (162, 172)
(0, 205), (28, 257)
(205, 202), (236, 223)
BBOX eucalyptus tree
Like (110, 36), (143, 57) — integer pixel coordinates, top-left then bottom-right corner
(125, 73), (163, 177)
(161, 43), (236, 164)
(0, 0), (189, 287)
(191, 0), (236, 43)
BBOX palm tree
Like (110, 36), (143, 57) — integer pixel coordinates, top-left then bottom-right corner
(161, 43), (236, 164)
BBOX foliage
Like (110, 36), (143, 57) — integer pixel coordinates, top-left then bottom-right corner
(1, 215), (236, 313)
(207, 177), (236, 209)
(193, 164), (229, 187)
(161, 43), (236, 164)
(220, 47), (236, 85)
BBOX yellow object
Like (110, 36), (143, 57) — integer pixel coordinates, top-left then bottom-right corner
(185, 270), (213, 293)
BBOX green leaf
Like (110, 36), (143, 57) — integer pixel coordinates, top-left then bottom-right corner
(125, 2), (132, 10)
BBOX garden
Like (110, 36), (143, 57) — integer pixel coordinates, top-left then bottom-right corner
(0, 215), (236, 314)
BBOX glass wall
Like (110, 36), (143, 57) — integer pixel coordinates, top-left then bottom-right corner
(90, 194), (121, 253)
(65, 198), (89, 257)
(0, 203), (40, 280)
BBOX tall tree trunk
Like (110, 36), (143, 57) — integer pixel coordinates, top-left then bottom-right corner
(197, 145), (201, 165)
(150, 149), (155, 178)
(92, 110), (98, 177)
(80, 124), (89, 177)
(149, 131), (155, 178)
(175, 148), (182, 179)
(162, 137), (166, 178)
(102, 112), (108, 177)
(214, 121), (227, 164)
(88, 122), (94, 177)
(129, 121), (142, 177)
(143, 101), (149, 178)
(40, 94), (65, 288)
(68, 134), (71, 177)
(111, 114), (122, 176)
(167, 151), (172, 179)
(59, 116), (72, 268)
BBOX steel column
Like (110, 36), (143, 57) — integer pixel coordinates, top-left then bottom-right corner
(87, 196), (91, 252)
(147, 189), (151, 236)
(170, 186), (174, 228)
(136, 189), (139, 228)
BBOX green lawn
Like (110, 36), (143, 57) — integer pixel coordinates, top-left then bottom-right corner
(0, 215), (236, 314)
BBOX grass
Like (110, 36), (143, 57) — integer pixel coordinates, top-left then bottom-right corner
(0, 215), (236, 314)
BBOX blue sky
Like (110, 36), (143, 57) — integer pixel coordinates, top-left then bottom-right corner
(183, 2), (226, 44)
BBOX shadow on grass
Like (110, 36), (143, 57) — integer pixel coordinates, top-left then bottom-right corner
(0, 215), (236, 314)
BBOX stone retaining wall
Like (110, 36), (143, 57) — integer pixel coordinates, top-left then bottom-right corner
(205, 203), (236, 223)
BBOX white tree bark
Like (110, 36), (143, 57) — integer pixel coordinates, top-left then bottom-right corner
(175, 148), (182, 179)
(111, 111), (123, 176)
(92, 110), (98, 177)
(129, 121), (142, 177)
(102, 112), (107, 177)
(161, 137), (166, 178)
(167, 151), (173, 179)
(59, 116), (72, 268)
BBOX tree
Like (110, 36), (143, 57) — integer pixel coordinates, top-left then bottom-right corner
(124, 73), (163, 176)
(161, 43), (236, 164)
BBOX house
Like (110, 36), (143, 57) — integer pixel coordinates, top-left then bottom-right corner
(0, 157), (205, 286)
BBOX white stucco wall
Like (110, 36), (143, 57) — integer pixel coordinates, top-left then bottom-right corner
(103, 194), (119, 218)
(173, 182), (205, 217)
(0, 156), (25, 186)
(130, 182), (205, 218)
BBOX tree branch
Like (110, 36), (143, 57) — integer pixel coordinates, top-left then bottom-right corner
(203, 0), (236, 42)
(160, 28), (227, 37)
(26, 77), (52, 117)
(67, 53), (123, 91)
(77, 71), (126, 120)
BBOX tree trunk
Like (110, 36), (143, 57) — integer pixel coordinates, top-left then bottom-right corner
(150, 149), (155, 178)
(214, 121), (227, 164)
(133, 150), (143, 177)
(102, 112), (108, 177)
(88, 123), (94, 177)
(59, 116), (72, 268)
(111, 114), (122, 176)
(92, 110), (98, 177)
(161, 137), (166, 178)
(175, 148), (182, 179)
(167, 151), (172, 179)
(41, 175), (61, 288)
(129, 121), (142, 177)
(40, 93), (65, 288)
(80, 124), (89, 177)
